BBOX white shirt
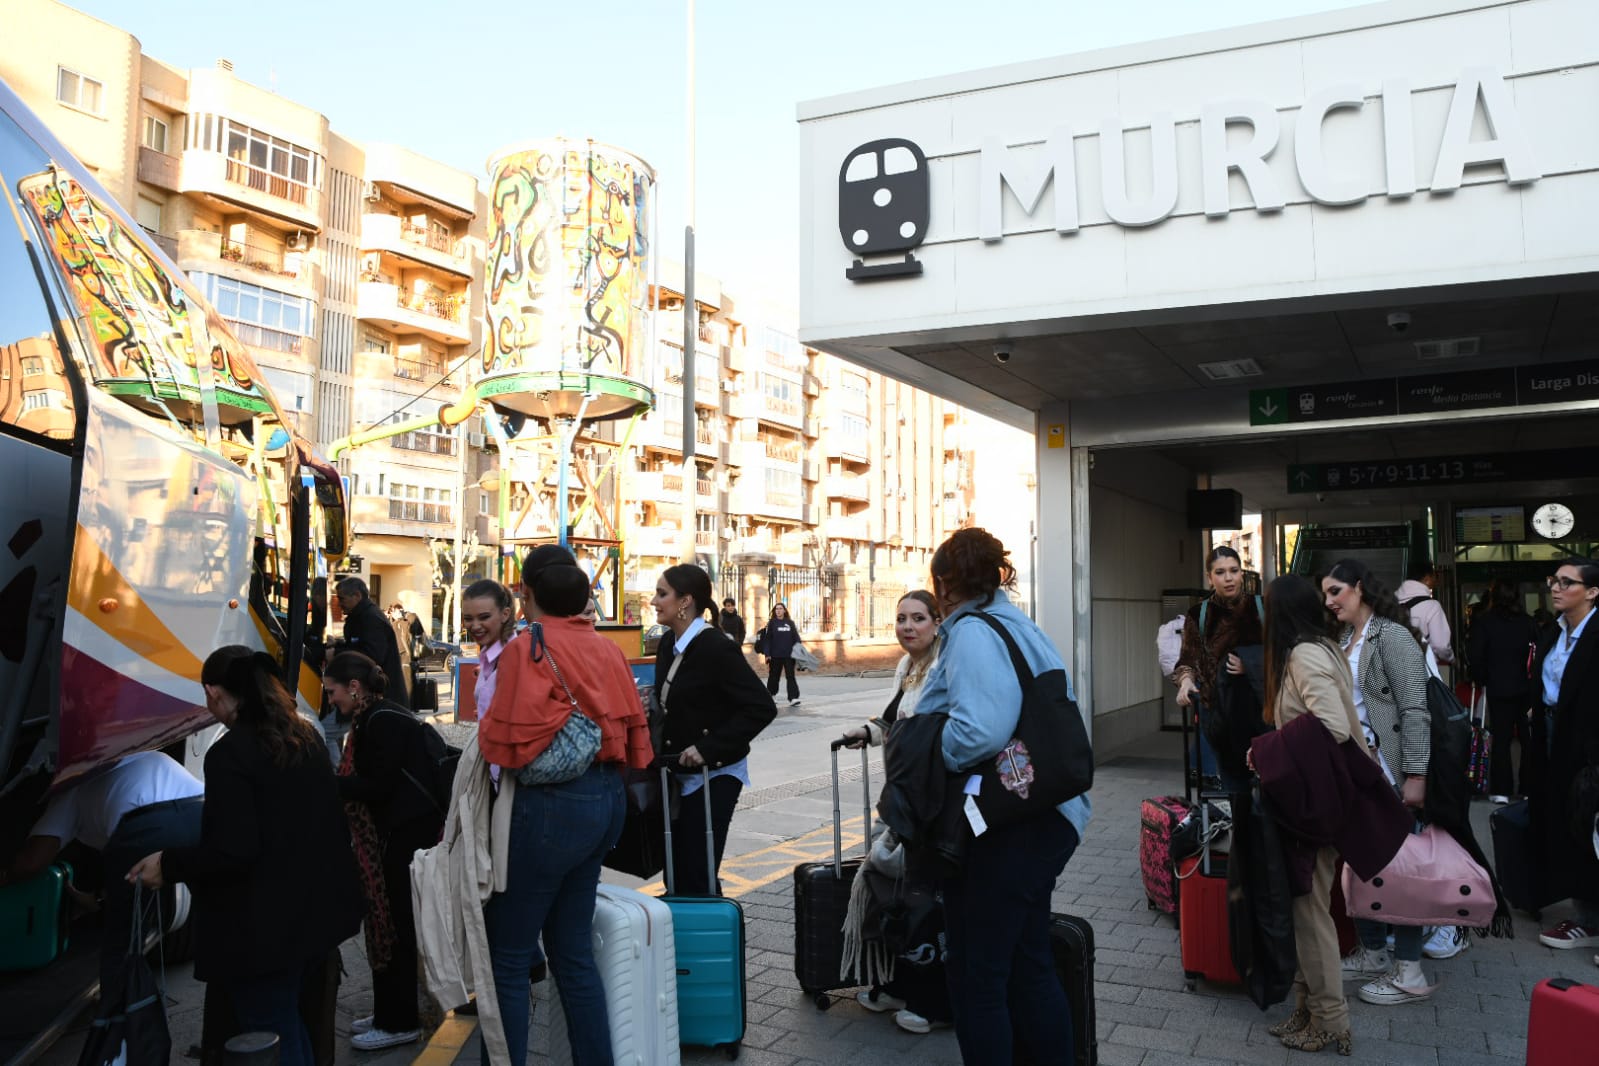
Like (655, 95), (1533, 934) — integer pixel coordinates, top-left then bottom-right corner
(31, 752), (203, 849)
(1543, 608), (1595, 707)
(1345, 620), (1394, 784)
(669, 618), (751, 796)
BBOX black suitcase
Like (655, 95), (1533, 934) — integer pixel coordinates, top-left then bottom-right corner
(1491, 798), (1567, 917)
(1016, 913), (1097, 1066)
(792, 738), (873, 1008)
(411, 675), (439, 712)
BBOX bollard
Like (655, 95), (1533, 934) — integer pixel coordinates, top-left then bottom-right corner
(222, 1031), (280, 1066)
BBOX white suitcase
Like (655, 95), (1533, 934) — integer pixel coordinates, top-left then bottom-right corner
(548, 884), (681, 1066)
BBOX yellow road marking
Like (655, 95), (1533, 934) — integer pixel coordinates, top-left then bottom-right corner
(640, 815), (866, 898)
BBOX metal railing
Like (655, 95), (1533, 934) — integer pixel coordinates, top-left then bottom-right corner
(394, 354), (451, 383)
(388, 499), (452, 523)
(220, 236), (299, 279)
(399, 290), (464, 323)
(400, 220), (464, 258)
(695, 424), (717, 446)
(391, 429), (456, 455)
(762, 438), (802, 462)
(696, 478), (715, 497)
(224, 157), (310, 206)
(225, 318), (303, 354)
(854, 581), (909, 639)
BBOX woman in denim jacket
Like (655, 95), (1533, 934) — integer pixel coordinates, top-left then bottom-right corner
(918, 528), (1092, 1064)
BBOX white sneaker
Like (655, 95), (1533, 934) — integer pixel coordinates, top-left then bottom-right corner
(350, 1028), (421, 1051)
(1340, 945), (1391, 980)
(894, 1009), (950, 1034)
(1357, 961), (1434, 1005)
(856, 989), (907, 1013)
(1423, 926), (1471, 960)
(789, 698), (802, 706)
(1489, 794), (1511, 805)
(351, 1015), (374, 1035)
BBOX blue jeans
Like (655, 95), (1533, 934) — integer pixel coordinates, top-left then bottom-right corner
(230, 965), (313, 1066)
(483, 763), (625, 1066)
(941, 812), (1079, 1064)
(1356, 919), (1424, 962)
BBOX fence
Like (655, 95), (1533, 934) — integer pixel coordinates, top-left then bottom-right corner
(853, 581), (910, 639)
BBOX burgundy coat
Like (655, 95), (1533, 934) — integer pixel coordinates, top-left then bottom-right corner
(1254, 712), (1413, 893)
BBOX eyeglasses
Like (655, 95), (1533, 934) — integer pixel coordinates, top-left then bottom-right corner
(1547, 575), (1590, 590)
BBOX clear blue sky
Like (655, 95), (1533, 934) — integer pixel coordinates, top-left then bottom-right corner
(72, 0), (1367, 306)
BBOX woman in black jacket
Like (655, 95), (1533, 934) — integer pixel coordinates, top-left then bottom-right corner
(757, 602), (804, 705)
(1469, 579), (1541, 801)
(128, 647), (361, 1066)
(653, 564), (778, 895)
(323, 652), (444, 1051)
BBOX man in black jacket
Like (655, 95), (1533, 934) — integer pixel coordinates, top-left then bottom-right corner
(720, 598), (746, 645)
(333, 578), (410, 708)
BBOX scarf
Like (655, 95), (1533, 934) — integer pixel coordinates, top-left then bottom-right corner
(340, 694), (397, 973)
(1183, 592), (1264, 708)
(839, 826), (905, 987)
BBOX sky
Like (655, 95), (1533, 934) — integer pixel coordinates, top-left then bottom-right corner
(69, 0), (1370, 311)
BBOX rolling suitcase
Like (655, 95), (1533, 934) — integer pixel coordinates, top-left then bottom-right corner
(1528, 977), (1599, 1066)
(411, 675), (439, 712)
(1139, 796), (1190, 917)
(661, 766), (745, 1058)
(0, 862), (71, 971)
(1015, 913), (1097, 1066)
(792, 739), (872, 1007)
(1491, 798), (1567, 917)
(548, 885), (681, 1066)
(1177, 848), (1239, 989)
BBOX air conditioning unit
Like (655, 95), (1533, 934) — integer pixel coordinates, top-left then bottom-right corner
(286, 232), (309, 251)
(364, 183), (381, 203)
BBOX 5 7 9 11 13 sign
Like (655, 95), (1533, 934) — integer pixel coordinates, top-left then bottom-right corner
(1288, 448), (1599, 494)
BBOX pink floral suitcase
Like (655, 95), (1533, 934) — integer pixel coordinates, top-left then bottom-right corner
(1140, 795), (1191, 916)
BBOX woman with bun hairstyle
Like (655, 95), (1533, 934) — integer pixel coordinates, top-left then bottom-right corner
(652, 563), (778, 896)
(128, 646), (361, 1066)
(324, 651), (443, 1051)
(918, 528), (1092, 1063)
(480, 560), (654, 1066)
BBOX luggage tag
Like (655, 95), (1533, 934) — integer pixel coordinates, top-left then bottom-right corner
(963, 774), (988, 837)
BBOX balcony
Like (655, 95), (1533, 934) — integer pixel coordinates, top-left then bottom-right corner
(825, 514), (871, 541)
(757, 393), (804, 430)
(356, 282), (471, 345)
(388, 498), (453, 524)
(761, 437), (803, 464)
(632, 470), (685, 501)
(804, 417), (822, 438)
(179, 150), (322, 231)
(137, 146), (180, 192)
(696, 477), (716, 499)
(803, 373), (822, 398)
(825, 474), (870, 504)
(176, 229), (316, 296)
(226, 319), (305, 357)
(360, 213), (471, 278)
(695, 530), (716, 549)
(723, 343), (744, 373)
(801, 459), (820, 482)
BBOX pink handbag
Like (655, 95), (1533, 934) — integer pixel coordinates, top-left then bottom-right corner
(1341, 825), (1495, 927)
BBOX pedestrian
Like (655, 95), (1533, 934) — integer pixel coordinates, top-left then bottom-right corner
(839, 589), (952, 1035)
(720, 597), (747, 645)
(480, 561), (653, 1066)
(1255, 575), (1361, 1056)
(1530, 557), (1599, 960)
(1468, 578), (1540, 802)
(756, 602), (804, 705)
(461, 579), (518, 723)
(1396, 560), (1455, 665)
(2, 752), (203, 999)
(1173, 546), (1266, 790)
(333, 578), (410, 708)
(652, 564), (778, 896)
(324, 651), (444, 1051)
(918, 527), (1092, 1063)
(127, 647), (362, 1066)
(1321, 559), (1445, 997)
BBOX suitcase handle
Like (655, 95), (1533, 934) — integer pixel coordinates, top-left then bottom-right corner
(827, 740), (871, 877)
(660, 763), (716, 895)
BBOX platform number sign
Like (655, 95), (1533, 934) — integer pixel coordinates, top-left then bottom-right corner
(840, 139), (929, 281)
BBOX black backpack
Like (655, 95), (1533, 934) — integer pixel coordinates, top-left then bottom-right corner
(1422, 672), (1472, 831)
(374, 708), (460, 818)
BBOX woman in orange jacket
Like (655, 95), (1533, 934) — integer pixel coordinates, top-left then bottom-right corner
(479, 559), (651, 1066)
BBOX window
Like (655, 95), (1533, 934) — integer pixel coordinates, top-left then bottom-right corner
(764, 467), (801, 505)
(760, 373), (800, 416)
(141, 115), (168, 154)
(134, 195), (162, 233)
(391, 424), (456, 456)
(190, 272), (312, 353)
(21, 357), (45, 376)
(841, 371), (869, 397)
(388, 482), (452, 523)
(479, 492), (492, 516)
(21, 389), (68, 412)
(56, 67), (103, 114)
(361, 331), (392, 356)
(218, 119), (319, 202)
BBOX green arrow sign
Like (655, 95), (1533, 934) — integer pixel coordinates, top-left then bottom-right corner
(1250, 388), (1288, 425)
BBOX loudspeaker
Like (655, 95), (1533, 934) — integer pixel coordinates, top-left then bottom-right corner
(1186, 489), (1243, 530)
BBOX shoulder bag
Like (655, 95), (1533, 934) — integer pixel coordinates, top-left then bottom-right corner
(961, 611), (1093, 831)
(516, 626), (602, 786)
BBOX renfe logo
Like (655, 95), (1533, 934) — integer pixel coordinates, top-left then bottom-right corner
(839, 138), (929, 281)
(839, 67), (1540, 280)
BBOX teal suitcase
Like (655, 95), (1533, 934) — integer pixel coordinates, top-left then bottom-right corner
(661, 767), (745, 1059)
(0, 862), (72, 971)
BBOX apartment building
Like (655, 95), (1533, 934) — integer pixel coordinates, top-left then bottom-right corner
(0, 0), (485, 625)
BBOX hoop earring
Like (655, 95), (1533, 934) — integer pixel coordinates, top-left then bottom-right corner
(677, 605), (688, 620)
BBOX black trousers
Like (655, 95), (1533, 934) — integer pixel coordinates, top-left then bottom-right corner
(1487, 693), (1534, 797)
(372, 826), (433, 1032)
(669, 775), (742, 896)
(766, 657), (799, 701)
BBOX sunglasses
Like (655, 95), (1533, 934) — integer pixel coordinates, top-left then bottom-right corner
(1547, 575), (1591, 590)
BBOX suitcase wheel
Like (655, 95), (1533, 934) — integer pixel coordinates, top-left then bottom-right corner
(721, 1042), (740, 1060)
(1184, 978), (1196, 992)
(813, 992), (832, 1010)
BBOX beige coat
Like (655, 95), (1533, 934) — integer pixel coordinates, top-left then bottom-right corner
(410, 736), (514, 1063)
(1276, 639), (1361, 745)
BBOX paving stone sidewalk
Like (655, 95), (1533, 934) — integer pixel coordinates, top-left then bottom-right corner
(439, 733), (1594, 1066)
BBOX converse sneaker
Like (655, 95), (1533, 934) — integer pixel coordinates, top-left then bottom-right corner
(1423, 925), (1471, 960)
(350, 1028), (421, 1052)
(1340, 945), (1391, 980)
(1539, 920), (1599, 949)
(856, 989), (907, 1013)
(893, 1009), (950, 1034)
(789, 698), (802, 707)
(1488, 794), (1511, 805)
(1358, 961), (1435, 1006)
(351, 1015), (374, 1035)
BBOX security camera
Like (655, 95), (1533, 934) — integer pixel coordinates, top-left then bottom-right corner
(1387, 311), (1412, 334)
(994, 343), (1012, 364)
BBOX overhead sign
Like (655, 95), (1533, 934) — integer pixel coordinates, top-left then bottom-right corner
(1252, 360), (1599, 426)
(1288, 448), (1599, 494)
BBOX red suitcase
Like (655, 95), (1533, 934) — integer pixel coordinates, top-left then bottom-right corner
(1528, 977), (1599, 1065)
(1176, 850), (1239, 990)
